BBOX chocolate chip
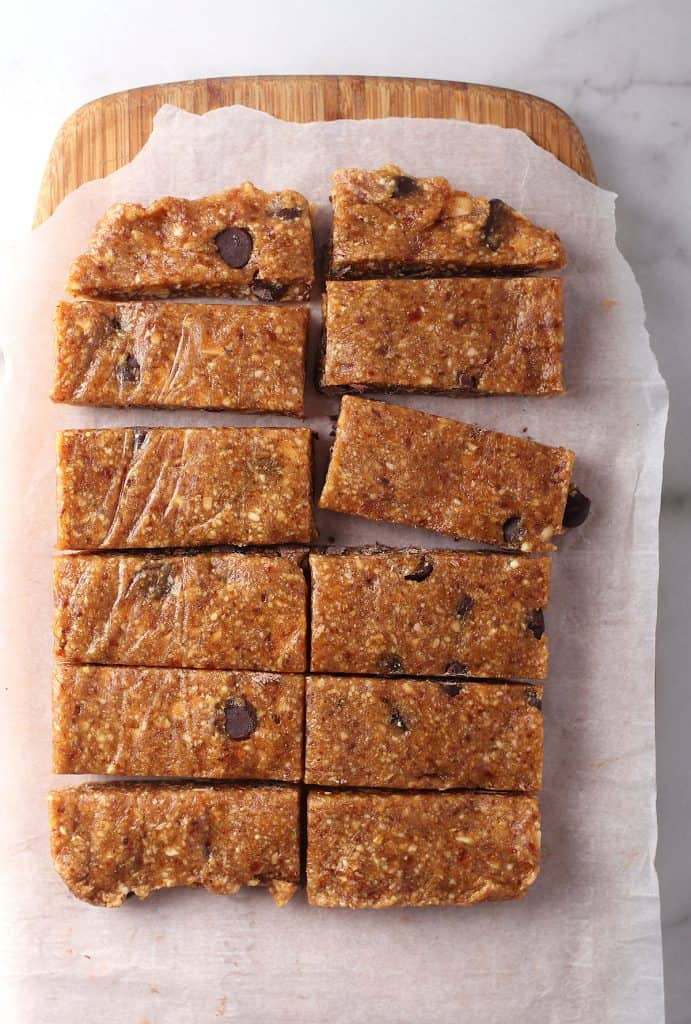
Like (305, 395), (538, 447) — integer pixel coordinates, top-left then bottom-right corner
(136, 564), (174, 600)
(221, 698), (258, 740)
(116, 353), (140, 385)
(392, 175), (418, 197)
(378, 653), (403, 674)
(389, 706), (409, 731)
(110, 316), (123, 332)
(444, 662), (469, 676)
(439, 682), (463, 697)
(456, 372), (478, 391)
(457, 595), (474, 618)
(562, 486), (591, 528)
(502, 515), (525, 547)
(526, 687), (542, 711)
(132, 429), (148, 450)
(404, 557), (433, 582)
(275, 206), (303, 220)
(481, 198), (515, 251)
(251, 279), (288, 302)
(214, 227), (253, 268)
(527, 609), (545, 640)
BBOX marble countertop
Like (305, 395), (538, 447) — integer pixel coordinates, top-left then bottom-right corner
(1, 1), (688, 1020)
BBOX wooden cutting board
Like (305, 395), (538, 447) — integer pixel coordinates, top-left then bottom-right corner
(34, 75), (595, 225)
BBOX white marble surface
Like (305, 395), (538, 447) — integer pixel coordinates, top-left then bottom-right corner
(0, 1), (688, 1019)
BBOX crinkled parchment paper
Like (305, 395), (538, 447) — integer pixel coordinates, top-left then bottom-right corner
(0, 105), (667, 1024)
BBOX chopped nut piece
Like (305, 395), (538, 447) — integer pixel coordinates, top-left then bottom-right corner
(49, 783), (300, 907)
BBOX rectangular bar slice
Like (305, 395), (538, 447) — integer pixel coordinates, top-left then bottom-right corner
(320, 278), (564, 396)
(50, 783), (300, 906)
(328, 165), (565, 279)
(67, 184), (314, 301)
(306, 790), (540, 908)
(57, 427), (314, 550)
(52, 300), (308, 415)
(54, 550), (307, 671)
(305, 676), (543, 791)
(309, 549), (549, 680)
(320, 396), (575, 552)
(53, 665), (304, 781)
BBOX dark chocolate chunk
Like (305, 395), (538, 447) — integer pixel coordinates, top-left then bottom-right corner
(221, 697), (258, 740)
(525, 687), (542, 711)
(389, 706), (409, 731)
(135, 563), (174, 600)
(214, 227), (253, 268)
(502, 515), (526, 547)
(481, 198), (516, 252)
(275, 206), (303, 220)
(404, 557), (433, 582)
(110, 316), (123, 332)
(392, 175), (418, 198)
(457, 594), (474, 618)
(456, 372), (478, 391)
(444, 662), (469, 676)
(251, 279), (288, 302)
(378, 653), (403, 674)
(562, 486), (591, 528)
(116, 353), (140, 385)
(439, 681), (463, 697)
(526, 609), (545, 640)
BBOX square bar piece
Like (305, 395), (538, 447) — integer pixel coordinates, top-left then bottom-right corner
(54, 550), (307, 672)
(57, 427), (314, 550)
(329, 165), (565, 278)
(307, 790), (540, 908)
(52, 300), (308, 415)
(305, 676), (543, 791)
(320, 278), (564, 396)
(309, 549), (549, 680)
(53, 665), (304, 781)
(67, 184), (314, 301)
(320, 396), (574, 552)
(50, 783), (300, 907)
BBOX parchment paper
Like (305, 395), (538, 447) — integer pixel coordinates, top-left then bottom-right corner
(0, 105), (667, 1024)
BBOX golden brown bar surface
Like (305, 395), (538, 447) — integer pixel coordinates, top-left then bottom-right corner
(305, 676), (543, 791)
(50, 783), (300, 907)
(67, 184), (314, 301)
(320, 397), (574, 552)
(54, 551), (307, 672)
(57, 427), (314, 550)
(309, 550), (549, 680)
(329, 165), (565, 278)
(53, 665), (304, 780)
(321, 278), (564, 396)
(306, 790), (540, 908)
(52, 300), (307, 415)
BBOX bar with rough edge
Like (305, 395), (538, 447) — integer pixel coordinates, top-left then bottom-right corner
(52, 301), (308, 415)
(309, 549), (550, 681)
(328, 165), (565, 278)
(49, 783), (301, 907)
(53, 665), (305, 781)
(306, 790), (541, 908)
(305, 676), (543, 791)
(320, 278), (564, 396)
(53, 550), (307, 672)
(57, 427), (314, 550)
(320, 397), (575, 552)
(67, 184), (314, 301)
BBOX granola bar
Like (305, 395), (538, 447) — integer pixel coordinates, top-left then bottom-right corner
(304, 676), (543, 791)
(306, 790), (540, 908)
(53, 550), (307, 671)
(49, 783), (300, 907)
(57, 427), (314, 550)
(309, 549), (549, 680)
(319, 397), (575, 552)
(52, 300), (307, 415)
(320, 278), (564, 396)
(67, 184), (314, 301)
(328, 165), (565, 278)
(53, 664), (304, 781)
